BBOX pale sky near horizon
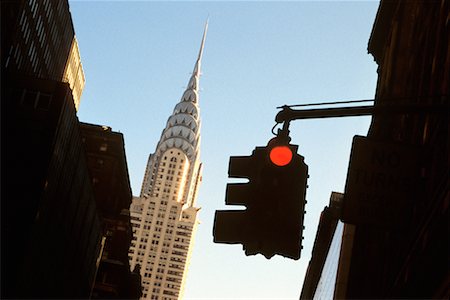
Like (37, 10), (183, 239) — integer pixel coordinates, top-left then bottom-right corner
(69, 1), (379, 298)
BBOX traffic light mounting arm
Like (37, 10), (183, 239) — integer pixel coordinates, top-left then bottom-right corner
(275, 102), (447, 123)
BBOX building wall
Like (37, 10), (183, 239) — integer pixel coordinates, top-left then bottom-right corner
(2, 75), (102, 298)
(341, 0), (449, 298)
(80, 123), (132, 219)
(1, 2), (101, 298)
(312, 221), (344, 300)
(2, 0), (86, 110)
(129, 148), (201, 299)
(80, 123), (142, 299)
(300, 192), (343, 299)
(63, 37), (86, 111)
(3, 0), (75, 81)
(1, 2), (97, 297)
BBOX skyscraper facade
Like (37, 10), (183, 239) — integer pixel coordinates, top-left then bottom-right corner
(63, 37), (85, 111)
(3, 0), (75, 81)
(128, 24), (207, 300)
(2, 0), (86, 110)
(2, 1), (97, 297)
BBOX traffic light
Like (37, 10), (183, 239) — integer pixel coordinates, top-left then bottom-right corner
(213, 136), (308, 260)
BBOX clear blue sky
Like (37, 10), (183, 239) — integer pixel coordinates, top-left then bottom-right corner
(69, 1), (379, 299)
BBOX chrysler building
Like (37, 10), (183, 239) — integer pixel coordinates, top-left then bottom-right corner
(129, 23), (207, 300)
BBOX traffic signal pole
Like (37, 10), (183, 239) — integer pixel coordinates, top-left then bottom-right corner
(275, 102), (447, 123)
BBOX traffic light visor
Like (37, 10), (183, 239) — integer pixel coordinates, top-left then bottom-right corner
(269, 146), (293, 166)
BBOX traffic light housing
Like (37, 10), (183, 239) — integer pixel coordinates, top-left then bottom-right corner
(213, 137), (308, 260)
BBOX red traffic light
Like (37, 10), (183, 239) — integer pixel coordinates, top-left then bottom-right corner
(269, 146), (293, 166)
(214, 144), (308, 260)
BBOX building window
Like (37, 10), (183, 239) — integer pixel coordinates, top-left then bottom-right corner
(36, 93), (52, 110)
(22, 90), (37, 108)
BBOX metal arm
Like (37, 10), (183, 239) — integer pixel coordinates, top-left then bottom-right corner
(275, 103), (448, 124)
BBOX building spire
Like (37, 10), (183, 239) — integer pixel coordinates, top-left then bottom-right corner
(140, 23), (207, 201)
(193, 19), (208, 77)
(148, 22), (207, 167)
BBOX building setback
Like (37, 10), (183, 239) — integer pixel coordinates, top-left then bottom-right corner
(80, 123), (143, 299)
(128, 24), (207, 300)
(62, 36), (86, 111)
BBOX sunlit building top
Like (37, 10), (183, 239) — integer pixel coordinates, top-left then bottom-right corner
(129, 22), (208, 300)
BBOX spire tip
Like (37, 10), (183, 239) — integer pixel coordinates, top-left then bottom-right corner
(197, 18), (208, 62)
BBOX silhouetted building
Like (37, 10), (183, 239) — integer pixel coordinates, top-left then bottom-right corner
(2, 74), (103, 298)
(3, 0), (74, 80)
(63, 37), (85, 110)
(342, 1), (448, 298)
(300, 192), (355, 299)
(128, 23), (207, 299)
(80, 123), (133, 220)
(2, 1), (95, 298)
(2, 0), (86, 110)
(300, 192), (343, 299)
(80, 123), (142, 299)
(301, 1), (449, 299)
(129, 264), (144, 299)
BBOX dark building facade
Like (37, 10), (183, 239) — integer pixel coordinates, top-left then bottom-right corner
(80, 123), (133, 220)
(2, 2), (141, 298)
(301, 0), (449, 298)
(2, 1), (103, 298)
(300, 193), (343, 299)
(2, 0), (75, 80)
(343, 1), (448, 298)
(80, 123), (142, 299)
(2, 75), (103, 298)
(2, 0), (77, 144)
